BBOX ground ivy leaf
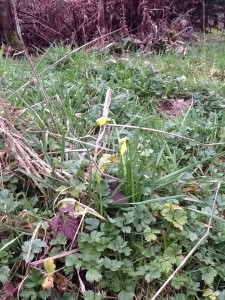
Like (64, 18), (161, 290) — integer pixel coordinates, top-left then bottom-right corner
(65, 254), (82, 268)
(90, 230), (104, 242)
(86, 269), (102, 283)
(187, 231), (198, 242)
(156, 256), (173, 274)
(85, 218), (100, 231)
(44, 257), (56, 275)
(70, 179), (86, 195)
(145, 264), (161, 282)
(161, 209), (173, 222)
(28, 239), (46, 253)
(201, 267), (218, 285)
(145, 271), (160, 283)
(118, 290), (135, 300)
(83, 290), (103, 300)
(219, 290), (225, 300)
(173, 210), (188, 231)
(121, 226), (131, 233)
(144, 227), (157, 242)
(20, 290), (38, 300)
(100, 257), (123, 271)
(38, 290), (52, 299)
(0, 189), (19, 213)
(169, 293), (186, 300)
(49, 233), (67, 246)
(0, 266), (10, 284)
(22, 239), (46, 262)
(171, 275), (188, 289)
(25, 269), (44, 288)
(136, 265), (148, 276)
(161, 207), (188, 231)
(108, 236), (131, 256)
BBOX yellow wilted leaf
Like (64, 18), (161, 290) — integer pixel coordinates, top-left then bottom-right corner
(203, 288), (220, 300)
(98, 154), (112, 171)
(96, 117), (111, 126)
(44, 257), (56, 276)
(173, 220), (184, 231)
(42, 275), (54, 290)
(108, 155), (120, 163)
(164, 203), (183, 211)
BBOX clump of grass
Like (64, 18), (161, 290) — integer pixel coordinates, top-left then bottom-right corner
(1, 40), (225, 300)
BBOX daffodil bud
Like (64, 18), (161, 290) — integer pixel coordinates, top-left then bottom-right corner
(119, 137), (129, 156)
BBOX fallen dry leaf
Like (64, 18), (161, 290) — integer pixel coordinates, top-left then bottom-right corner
(42, 275), (54, 290)
(180, 186), (198, 193)
(54, 273), (68, 292)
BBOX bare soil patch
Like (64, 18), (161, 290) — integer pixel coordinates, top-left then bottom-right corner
(157, 98), (190, 117)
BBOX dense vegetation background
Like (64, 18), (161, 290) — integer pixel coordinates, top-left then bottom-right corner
(1, 0), (225, 49)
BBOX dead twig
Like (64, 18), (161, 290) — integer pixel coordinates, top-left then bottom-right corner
(108, 123), (225, 147)
(30, 248), (78, 267)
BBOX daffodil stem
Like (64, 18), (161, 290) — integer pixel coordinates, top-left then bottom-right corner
(96, 174), (103, 216)
(129, 147), (135, 203)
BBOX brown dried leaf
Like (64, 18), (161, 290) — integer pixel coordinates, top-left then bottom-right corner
(54, 273), (68, 292)
(180, 186), (198, 193)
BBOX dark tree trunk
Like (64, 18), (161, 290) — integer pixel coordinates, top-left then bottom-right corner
(98, 0), (107, 36)
(127, 0), (140, 31)
(0, 0), (17, 44)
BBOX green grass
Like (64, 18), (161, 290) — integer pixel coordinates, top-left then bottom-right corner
(1, 39), (225, 300)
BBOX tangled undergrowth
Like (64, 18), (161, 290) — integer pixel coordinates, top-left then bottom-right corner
(16, 0), (200, 50)
(1, 39), (225, 299)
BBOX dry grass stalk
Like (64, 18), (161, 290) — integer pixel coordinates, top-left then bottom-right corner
(0, 100), (71, 196)
(93, 88), (112, 162)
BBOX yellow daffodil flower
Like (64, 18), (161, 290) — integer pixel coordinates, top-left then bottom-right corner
(96, 117), (111, 126)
